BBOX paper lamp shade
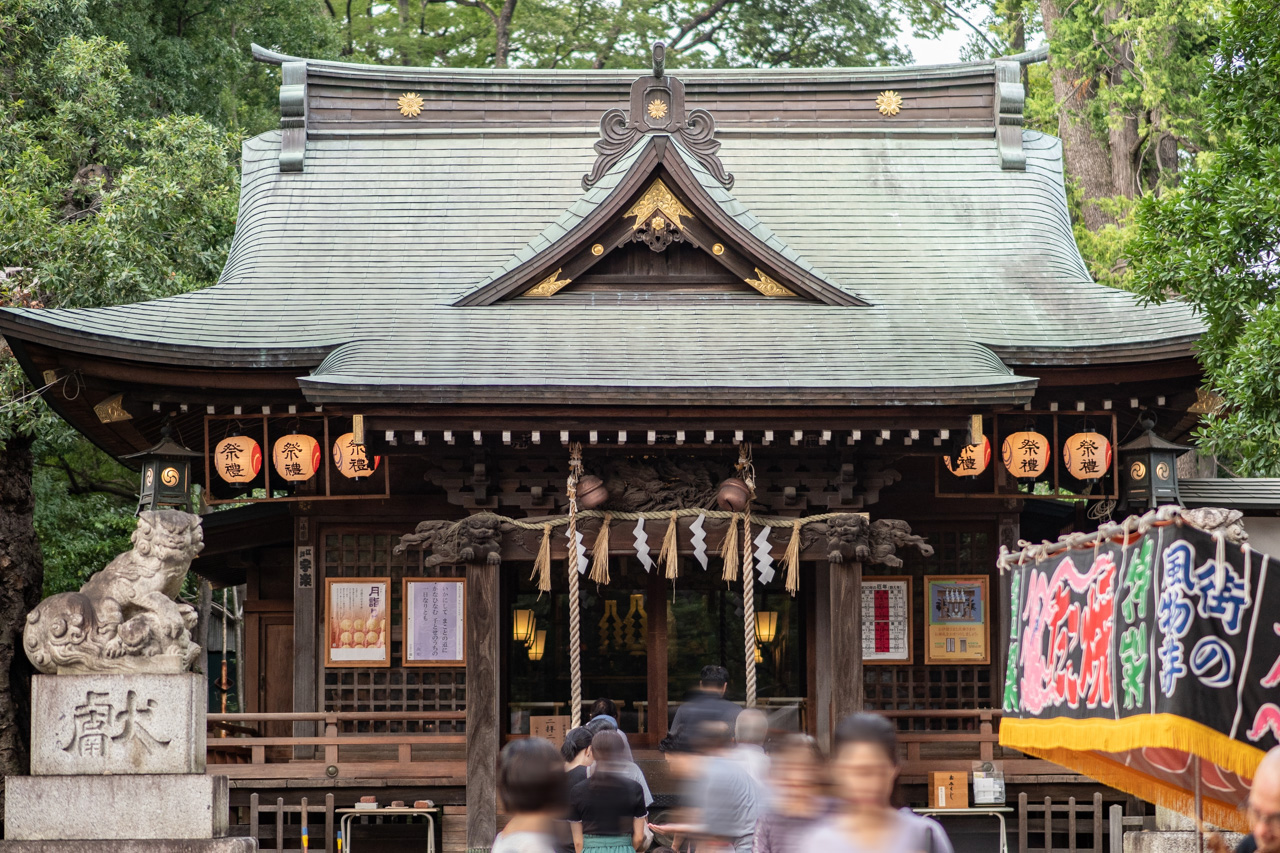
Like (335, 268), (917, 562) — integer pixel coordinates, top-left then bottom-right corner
(1002, 430), (1050, 479)
(944, 437), (992, 477)
(332, 432), (380, 479)
(755, 611), (779, 644)
(528, 630), (547, 662)
(512, 609), (536, 644)
(1063, 432), (1112, 480)
(272, 434), (321, 482)
(214, 436), (262, 484)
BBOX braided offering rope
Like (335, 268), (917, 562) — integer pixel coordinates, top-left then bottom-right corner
(566, 443), (584, 728)
(738, 445), (759, 708)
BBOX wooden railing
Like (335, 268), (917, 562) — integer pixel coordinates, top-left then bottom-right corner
(881, 708), (1069, 780)
(206, 712), (466, 782)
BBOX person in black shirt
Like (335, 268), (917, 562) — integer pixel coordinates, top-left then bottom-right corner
(554, 727), (598, 853)
(661, 665), (741, 753)
(569, 730), (647, 853)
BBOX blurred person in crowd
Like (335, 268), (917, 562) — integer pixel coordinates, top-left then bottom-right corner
(569, 730), (648, 853)
(652, 722), (763, 853)
(589, 697), (620, 728)
(1231, 747), (1280, 853)
(494, 738), (571, 853)
(799, 713), (952, 853)
(732, 708), (770, 785)
(585, 715), (653, 808)
(755, 734), (833, 853)
(662, 665), (741, 751)
(556, 727), (598, 853)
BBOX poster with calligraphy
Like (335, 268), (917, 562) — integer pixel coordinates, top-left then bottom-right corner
(324, 577), (390, 667)
(1000, 521), (1279, 831)
(862, 577), (913, 663)
(403, 578), (466, 667)
(925, 575), (990, 664)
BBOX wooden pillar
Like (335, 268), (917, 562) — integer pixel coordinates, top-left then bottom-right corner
(293, 515), (317, 753)
(815, 559), (863, 752)
(466, 561), (499, 852)
(997, 511), (1021, 705)
(646, 564), (669, 747)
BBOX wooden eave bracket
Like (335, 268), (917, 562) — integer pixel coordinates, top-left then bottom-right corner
(279, 60), (308, 173)
(455, 136), (868, 307)
(994, 59), (1026, 171)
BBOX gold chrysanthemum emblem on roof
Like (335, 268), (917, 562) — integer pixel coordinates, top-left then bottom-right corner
(876, 90), (903, 117)
(397, 92), (425, 117)
(647, 98), (668, 119)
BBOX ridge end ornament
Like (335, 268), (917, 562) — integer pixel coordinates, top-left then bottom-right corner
(745, 268), (797, 298)
(523, 268), (572, 297)
(582, 43), (734, 190)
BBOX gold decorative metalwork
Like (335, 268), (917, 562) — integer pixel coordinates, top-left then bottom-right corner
(651, 215), (666, 231)
(745, 268), (797, 298)
(1130, 460), (1147, 480)
(161, 467), (180, 487)
(1156, 461), (1171, 480)
(1188, 387), (1225, 414)
(712, 243), (725, 255)
(624, 179), (693, 231)
(876, 90), (903, 117)
(591, 243), (604, 256)
(93, 393), (132, 424)
(397, 92), (425, 117)
(647, 98), (668, 119)
(523, 268), (573, 297)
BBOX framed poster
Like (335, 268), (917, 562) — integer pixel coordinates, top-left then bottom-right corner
(861, 576), (913, 663)
(924, 574), (990, 664)
(324, 577), (391, 667)
(403, 577), (467, 667)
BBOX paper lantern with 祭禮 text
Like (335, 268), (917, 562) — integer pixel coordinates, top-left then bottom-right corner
(1063, 431), (1112, 480)
(1001, 430), (1050, 480)
(944, 437), (991, 478)
(332, 433), (380, 479)
(272, 433), (321, 482)
(214, 435), (262, 484)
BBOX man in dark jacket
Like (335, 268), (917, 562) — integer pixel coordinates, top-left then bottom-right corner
(661, 665), (741, 752)
(1238, 748), (1280, 852)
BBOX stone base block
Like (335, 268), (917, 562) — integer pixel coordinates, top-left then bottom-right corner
(0, 840), (255, 853)
(31, 673), (205, 775)
(1124, 830), (1245, 853)
(5, 774), (227, 840)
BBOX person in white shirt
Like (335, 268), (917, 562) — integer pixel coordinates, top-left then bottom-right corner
(731, 708), (770, 785)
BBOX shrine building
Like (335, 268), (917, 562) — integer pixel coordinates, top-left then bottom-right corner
(0, 43), (1207, 852)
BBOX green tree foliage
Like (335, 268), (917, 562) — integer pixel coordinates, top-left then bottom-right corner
(1128, 0), (1280, 474)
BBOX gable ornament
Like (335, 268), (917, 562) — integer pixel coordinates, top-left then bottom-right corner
(584, 43), (733, 190)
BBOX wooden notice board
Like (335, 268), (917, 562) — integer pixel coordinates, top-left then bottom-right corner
(403, 577), (467, 667)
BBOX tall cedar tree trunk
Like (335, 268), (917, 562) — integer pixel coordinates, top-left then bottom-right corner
(0, 435), (43, 830)
(1041, 0), (1115, 228)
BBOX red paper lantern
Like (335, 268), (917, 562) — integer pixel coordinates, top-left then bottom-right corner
(214, 435), (262, 484)
(1002, 430), (1050, 480)
(272, 433), (321, 482)
(944, 437), (991, 478)
(1063, 431), (1112, 480)
(333, 432), (380, 479)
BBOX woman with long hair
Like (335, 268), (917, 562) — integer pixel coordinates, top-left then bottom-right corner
(568, 730), (648, 853)
(755, 733), (832, 853)
(798, 714), (953, 853)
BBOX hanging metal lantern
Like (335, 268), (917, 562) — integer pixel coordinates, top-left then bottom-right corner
(272, 433), (321, 482)
(512, 609), (537, 645)
(1001, 429), (1050, 480)
(214, 435), (262, 484)
(528, 630), (547, 662)
(755, 611), (778, 644)
(944, 436), (991, 478)
(332, 432), (380, 479)
(1063, 430), (1112, 480)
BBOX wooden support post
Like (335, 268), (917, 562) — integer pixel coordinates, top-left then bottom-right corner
(814, 559), (863, 751)
(293, 515), (317, 757)
(998, 511), (1020, 712)
(646, 564), (669, 747)
(466, 560), (499, 852)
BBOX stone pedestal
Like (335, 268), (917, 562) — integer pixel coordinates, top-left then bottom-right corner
(30, 673), (205, 775)
(3, 673), (251, 852)
(5, 774), (227, 840)
(1124, 830), (1245, 853)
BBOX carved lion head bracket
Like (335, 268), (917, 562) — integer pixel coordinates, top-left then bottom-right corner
(583, 43), (733, 191)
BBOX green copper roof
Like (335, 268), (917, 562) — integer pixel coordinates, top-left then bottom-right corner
(0, 71), (1202, 406)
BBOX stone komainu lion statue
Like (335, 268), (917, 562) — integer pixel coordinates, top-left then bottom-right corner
(394, 514), (507, 568)
(867, 518), (934, 567)
(24, 510), (204, 674)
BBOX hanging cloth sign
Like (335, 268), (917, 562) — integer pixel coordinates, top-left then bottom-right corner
(1000, 520), (1275, 831)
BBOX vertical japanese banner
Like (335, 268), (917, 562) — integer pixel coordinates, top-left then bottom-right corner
(999, 520), (1277, 831)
